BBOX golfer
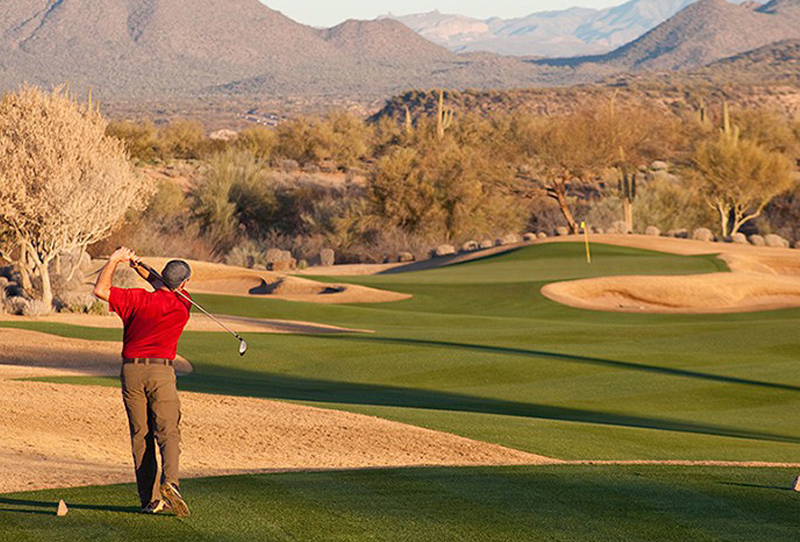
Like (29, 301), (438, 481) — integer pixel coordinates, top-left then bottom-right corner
(94, 247), (192, 516)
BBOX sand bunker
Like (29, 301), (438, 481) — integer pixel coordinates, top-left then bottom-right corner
(538, 234), (800, 314)
(543, 272), (800, 313)
(0, 342), (555, 494)
(115, 257), (410, 304)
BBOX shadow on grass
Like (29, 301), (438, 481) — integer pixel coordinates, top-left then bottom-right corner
(180, 365), (800, 445)
(319, 335), (800, 393)
(0, 497), (139, 515)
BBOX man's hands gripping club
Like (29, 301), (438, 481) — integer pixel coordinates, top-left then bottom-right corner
(93, 246), (140, 301)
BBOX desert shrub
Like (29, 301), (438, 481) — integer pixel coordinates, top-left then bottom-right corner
(275, 112), (371, 168)
(58, 292), (98, 314)
(22, 299), (50, 317)
(758, 184), (800, 242)
(236, 127), (277, 163)
(731, 108), (800, 157)
(632, 176), (715, 233)
(159, 120), (207, 160)
(106, 119), (161, 162)
(190, 150), (255, 251)
(87, 300), (107, 315)
(225, 240), (266, 269)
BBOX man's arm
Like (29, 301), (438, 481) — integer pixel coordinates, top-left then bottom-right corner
(93, 247), (135, 302)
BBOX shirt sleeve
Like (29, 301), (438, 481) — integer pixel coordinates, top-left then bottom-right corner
(109, 288), (139, 323)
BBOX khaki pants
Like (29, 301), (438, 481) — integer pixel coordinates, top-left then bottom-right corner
(120, 363), (182, 507)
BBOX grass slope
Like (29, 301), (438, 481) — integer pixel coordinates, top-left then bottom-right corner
(2, 466), (799, 541)
(7, 243), (800, 461)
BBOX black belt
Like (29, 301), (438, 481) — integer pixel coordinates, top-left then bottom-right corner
(123, 358), (173, 366)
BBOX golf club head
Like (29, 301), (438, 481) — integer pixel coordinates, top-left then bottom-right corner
(238, 339), (248, 356)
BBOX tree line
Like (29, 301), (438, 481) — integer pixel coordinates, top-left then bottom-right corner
(2, 87), (799, 310)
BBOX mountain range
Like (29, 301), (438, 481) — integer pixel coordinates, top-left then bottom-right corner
(1, 0), (800, 103)
(388, 0), (758, 57)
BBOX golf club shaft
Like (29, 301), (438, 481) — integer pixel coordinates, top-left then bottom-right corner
(135, 261), (244, 341)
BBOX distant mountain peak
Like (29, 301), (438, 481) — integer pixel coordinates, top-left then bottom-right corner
(389, 0), (764, 58)
(597, 0), (800, 70)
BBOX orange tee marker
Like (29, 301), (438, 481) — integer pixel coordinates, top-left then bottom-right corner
(582, 222), (591, 264)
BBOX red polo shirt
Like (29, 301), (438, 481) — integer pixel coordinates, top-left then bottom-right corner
(109, 287), (192, 360)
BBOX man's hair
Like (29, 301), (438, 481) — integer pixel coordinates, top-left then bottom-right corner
(161, 260), (192, 290)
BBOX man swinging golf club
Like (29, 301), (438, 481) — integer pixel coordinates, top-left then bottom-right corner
(94, 247), (192, 517)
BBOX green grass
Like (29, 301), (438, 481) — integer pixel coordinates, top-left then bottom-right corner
(6, 243), (800, 461)
(2, 466), (799, 541)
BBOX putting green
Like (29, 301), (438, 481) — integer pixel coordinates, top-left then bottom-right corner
(6, 243), (800, 461)
(1, 466), (799, 541)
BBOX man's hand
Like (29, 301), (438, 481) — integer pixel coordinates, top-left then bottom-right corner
(94, 247), (137, 302)
(111, 247), (136, 264)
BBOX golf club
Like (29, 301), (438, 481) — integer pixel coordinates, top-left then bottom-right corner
(132, 260), (248, 356)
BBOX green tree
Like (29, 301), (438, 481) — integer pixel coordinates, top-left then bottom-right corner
(690, 106), (795, 236)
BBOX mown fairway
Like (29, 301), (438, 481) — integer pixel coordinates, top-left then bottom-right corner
(10, 243), (800, 461)
(4, 243), (800, 541)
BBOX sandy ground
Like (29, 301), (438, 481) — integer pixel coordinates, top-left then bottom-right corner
(536, 234), (800, 314)
(0, 330), (555, 494)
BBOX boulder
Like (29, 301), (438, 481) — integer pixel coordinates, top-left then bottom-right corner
(692, 228), (714, 242)
(495, 234), (518, 246)
(645, 226), (661, 237)
(650, 160), (669, 171)
(397, 252), (415, 263)
(593, 227), (604, 235)
(461, 241), (479, 253)
(265, 248), (292, 264)
(555, 227), (570, 236)
(612, 221), (632, 234)
(253, 264), (267, 271)
(208, 129), (238, 141)
(748, 234), (766, 247)
(666, 229), (689, 239)
(731, 232), (748, 244)
(320, 248), (335, 267)
(794, 241), (800, 250)
(479, 239), (494, 249)
(0, 276), (8, 290)
(764, 234), (790, 248)
(433, 244), (456, 257)
(523, 233), (536, 242)
(537, 232), (548, 239)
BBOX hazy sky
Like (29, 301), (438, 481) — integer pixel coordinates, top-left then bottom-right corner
(261, 1), (625, 27)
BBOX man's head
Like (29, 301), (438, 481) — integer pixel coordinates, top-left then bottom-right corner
(161, 260), (192, 290)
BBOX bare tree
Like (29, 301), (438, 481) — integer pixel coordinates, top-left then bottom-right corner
(690, 105), (795, 236)
(0, 86), (152, 310)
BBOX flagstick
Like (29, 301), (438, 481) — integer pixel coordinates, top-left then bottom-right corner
(582, 222), (591, 264)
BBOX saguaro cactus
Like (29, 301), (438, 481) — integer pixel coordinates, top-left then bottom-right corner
(619, 168), (637, 231)
(404, 104), (413, 136)
(436, 89), (453, 141)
